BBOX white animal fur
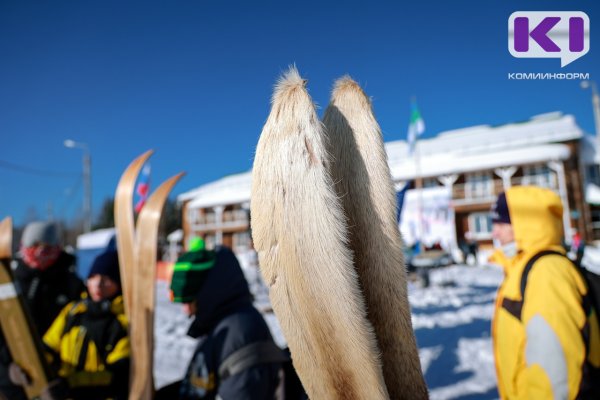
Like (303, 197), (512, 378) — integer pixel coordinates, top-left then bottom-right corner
(322, 77), (428, 399)
(251, 67), (389, 399)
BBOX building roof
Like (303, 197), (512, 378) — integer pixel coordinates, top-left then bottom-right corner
(385, 111), (582, 165)
(390, 144), (571, 181)
(178, 171), (251, 203)
(179, 112), (591, 209)
(184, 171), (252, 209)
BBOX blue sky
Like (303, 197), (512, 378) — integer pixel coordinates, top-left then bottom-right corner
(1, 0), (599, 227)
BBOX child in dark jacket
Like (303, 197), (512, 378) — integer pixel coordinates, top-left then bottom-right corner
(42, 250), (129, 400)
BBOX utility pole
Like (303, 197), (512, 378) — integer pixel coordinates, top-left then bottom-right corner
(64, 139), (92, 233)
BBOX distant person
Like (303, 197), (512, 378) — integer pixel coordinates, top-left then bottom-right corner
(0, 221), (85, 400)
(490, 187), (600, 399)
(9, 250), (129, 400)
(571, 229), (585, 267)
(463, 231), (479, 265)
(165, 238), (286, 400)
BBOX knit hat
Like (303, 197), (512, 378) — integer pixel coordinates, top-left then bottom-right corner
(88, 250), (121, 286)
(170, 238), (216, 303)
(21, 222), (60, 247)
(491, 192), (511, 224)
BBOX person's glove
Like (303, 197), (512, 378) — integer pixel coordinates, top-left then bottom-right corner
(7, 362), (31, 386)
(8, 363), (68, 400)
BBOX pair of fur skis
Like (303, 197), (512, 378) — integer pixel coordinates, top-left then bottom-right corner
(251, 68), (427, 399)
(0, 217), (54, 399)
(114, 152), (184, 400)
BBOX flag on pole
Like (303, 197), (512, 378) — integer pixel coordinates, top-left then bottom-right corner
(407, 100), (425, 155)
(134, 163), (151, 213)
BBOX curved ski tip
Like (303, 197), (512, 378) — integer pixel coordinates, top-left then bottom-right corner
(169, 171), (186, 184)
(132, 149), (154, 165)
(151, 171), (186, 198)
(273, 65), (307, 101)
(0, 217), (12, 228)
(119, 150), (154, 181)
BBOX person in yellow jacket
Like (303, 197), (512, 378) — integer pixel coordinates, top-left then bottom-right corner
(42, 249), (129, 400)
(490, 186), (600, 399)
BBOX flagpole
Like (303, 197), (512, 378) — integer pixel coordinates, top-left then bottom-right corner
(414, 139), (424, 254)
(408, 97), (425, 254)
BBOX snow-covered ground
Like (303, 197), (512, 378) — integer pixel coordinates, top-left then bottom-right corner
(410, 265), (502, 400)
(154, 263), (504, 399)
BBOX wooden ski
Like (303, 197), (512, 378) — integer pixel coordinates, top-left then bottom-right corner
(114, 153), (184, 400)
(0, 217), (54, 399)
(115, 150), (154, 319)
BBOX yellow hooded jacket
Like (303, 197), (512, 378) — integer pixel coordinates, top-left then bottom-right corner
(43, 294), (130, 394)
(491, 186), (600, 399)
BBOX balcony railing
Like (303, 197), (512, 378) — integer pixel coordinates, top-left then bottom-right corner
(189, 209), (249, 232)
(452, 175), (558, 206)
(452, 180), (504, 206)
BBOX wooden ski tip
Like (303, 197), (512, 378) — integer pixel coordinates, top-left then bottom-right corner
(115, 150), (154, 193)
(141, 172), (186, 213)
(0, 217), (13, 259)
(114, 150), (154, 321)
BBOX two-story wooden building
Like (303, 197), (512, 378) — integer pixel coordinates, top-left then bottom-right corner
(178, 112), (600, 255)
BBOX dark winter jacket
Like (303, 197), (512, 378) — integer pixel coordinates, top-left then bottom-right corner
(0, 251), (85, 400)
(179, 247), (281, 400)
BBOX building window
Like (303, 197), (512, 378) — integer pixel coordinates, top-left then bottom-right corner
(188, 208), (199, 224)
(468, 212), (493, 239)
(591, 209), (600, 230)
(465, 172), (493, 199)
(423, 178), (439, 188)
(204, 211), (216, 225)
(587, 164), (600, 186)
(522, 164), (555, 189)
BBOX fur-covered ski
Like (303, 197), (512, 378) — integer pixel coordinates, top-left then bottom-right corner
(114, 153), (184, 400)
(0, 217), (54, 399)
(251, 68), (428, 399)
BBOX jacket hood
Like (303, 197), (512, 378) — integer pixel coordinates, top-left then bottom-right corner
(187, 246), (253, 338)
(506, 185), (564, 253)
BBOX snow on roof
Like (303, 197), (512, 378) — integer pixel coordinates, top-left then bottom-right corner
(385, 112), (582, 166)
(77, 228), (116, 249)
(390, 144), (571, 181)
(178, 171), (251, 203)
(184, 171), (252, 209)
(167, 229), (183, 242)
(180, 112), (588, 209)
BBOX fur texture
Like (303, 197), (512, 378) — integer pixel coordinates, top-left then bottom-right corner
(322, 77), (428, 399)
(251, 67), (389, 399)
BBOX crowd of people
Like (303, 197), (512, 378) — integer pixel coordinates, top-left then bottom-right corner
(2, 184), (600, 399)
(0, 223), (299, 400)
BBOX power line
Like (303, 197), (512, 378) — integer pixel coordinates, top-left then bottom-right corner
(0, 160), (78, 178)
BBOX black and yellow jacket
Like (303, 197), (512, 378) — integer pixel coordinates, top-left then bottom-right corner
(43, 294), (130, 400)
(491, 186), (600, 399)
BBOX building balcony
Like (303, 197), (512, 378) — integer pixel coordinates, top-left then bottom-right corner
(189, 209), (249, 232)
(451, 175), (558, 206)
(451, 180), (504, 206)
